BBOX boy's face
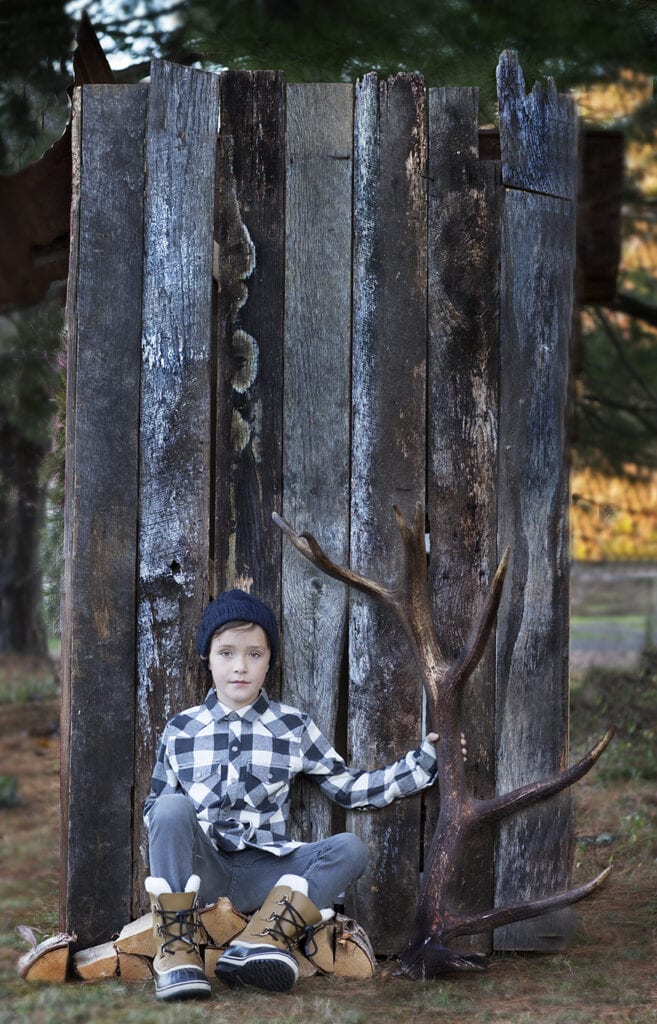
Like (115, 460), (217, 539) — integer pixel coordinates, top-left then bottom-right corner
(208, 624), (271, 710)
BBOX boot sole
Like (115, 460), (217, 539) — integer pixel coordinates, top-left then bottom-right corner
(154, 968), (211, 1001)
(215, 951), (298, 992)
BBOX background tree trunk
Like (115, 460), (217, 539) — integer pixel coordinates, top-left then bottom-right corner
(0, 429), (48, 655)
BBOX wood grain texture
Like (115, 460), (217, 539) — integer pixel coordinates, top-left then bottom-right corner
(346, 73), (428, 953)
(134, 61), (219, 913)
(494, 187), (576, 950)
(214, 70), (285, 696)
(60, 84), (146, 947)
(282, 83), (354, 843)
(494, 53), (577, 950)
(425, 87), (501, 955)
(496, 50), (578, 201)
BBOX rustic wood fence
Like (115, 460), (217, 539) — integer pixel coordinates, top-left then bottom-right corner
(61, 51), (577, 955)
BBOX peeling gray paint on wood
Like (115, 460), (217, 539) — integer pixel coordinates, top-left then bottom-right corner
(282, 83), (353, 844)
(347, 73), (428, 953)
(133, 61), (218, 914)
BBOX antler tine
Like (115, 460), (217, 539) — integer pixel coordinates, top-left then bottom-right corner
(272, 512), (394, 604)
(475, 726), (616, 827)
(440, 867), (612, 942)
(446, 547), (510, 690)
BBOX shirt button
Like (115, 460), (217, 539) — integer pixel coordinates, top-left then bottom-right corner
(231, 745), (239, 752)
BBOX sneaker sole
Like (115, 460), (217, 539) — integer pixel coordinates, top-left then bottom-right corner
(215, 952), (298, 992)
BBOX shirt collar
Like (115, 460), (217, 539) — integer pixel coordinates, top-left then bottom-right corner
(204, 687), (269, 723)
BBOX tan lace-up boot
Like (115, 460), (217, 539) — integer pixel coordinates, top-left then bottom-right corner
(146, 874), (211, 1001)
(215, 873), (333, 991)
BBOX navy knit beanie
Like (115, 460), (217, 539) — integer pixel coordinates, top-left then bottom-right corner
(196, 589), (279, 669)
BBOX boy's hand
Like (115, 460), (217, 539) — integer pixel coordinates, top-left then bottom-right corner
(426, 732), (468, 763)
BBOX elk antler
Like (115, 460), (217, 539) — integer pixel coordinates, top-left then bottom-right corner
(273, 505), (614, 978)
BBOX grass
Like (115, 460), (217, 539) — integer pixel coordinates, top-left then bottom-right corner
(0, 655), (59, 705)
(571, 645), (657, 780)
(1, 648), (657, 1023)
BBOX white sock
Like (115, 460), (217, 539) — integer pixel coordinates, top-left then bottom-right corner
(145, 875), (200, 897)
(275, 873), (309, 896)
(145, 876), (172, 897)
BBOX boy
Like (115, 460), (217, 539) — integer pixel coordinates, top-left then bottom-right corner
(144, 588), (440, 1000)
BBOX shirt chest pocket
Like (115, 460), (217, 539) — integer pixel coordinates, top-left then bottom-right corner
(173, 753), (225, 793)
(241, 759), (293, 809)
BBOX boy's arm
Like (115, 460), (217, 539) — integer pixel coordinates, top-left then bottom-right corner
(142, 729), (180, 822)
(300, 717), (438, 809)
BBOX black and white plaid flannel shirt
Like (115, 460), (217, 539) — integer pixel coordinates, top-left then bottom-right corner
(144, 688), (438, 855)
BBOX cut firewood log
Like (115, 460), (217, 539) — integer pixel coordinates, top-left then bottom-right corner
(113, 912), (156, 959)
(73, 941), (118, 980)
(203, 944), (223, 979)
(333, 916), (376, 978)
(16, 928), (76, 982)
(117, 951), (153, 980)
(198, 898), (247, 947)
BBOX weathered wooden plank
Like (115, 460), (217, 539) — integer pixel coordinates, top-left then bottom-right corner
(214, 70), (285, 696)
(494, 53), (577, 951)
(133, 61), (219, 914)
(494, 186), (575, 950)
(59, 88), (82, 945)
(496, 50), (578, 200)
(60, 84), (146, 947)
(346, 73), (428, 953)
(425, 87), (501, 955)
(281, 83), (353, 844)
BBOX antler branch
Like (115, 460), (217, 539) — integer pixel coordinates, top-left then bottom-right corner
(445, 546), (509, 693)
(273, 511), (395, 605)
(274, 506), (615, 979)
(474, 727), (616, 827)
(440, 867), (611, 942)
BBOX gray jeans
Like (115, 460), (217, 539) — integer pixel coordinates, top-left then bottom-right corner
(147, 793), (369, 912)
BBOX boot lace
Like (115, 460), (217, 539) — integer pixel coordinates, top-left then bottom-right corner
(154, 906), (202, 957)
(259, 897), (319, 957)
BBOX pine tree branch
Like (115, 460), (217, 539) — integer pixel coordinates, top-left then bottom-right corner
(598, 293), (657, 329)
(582, 390), (657, 432)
